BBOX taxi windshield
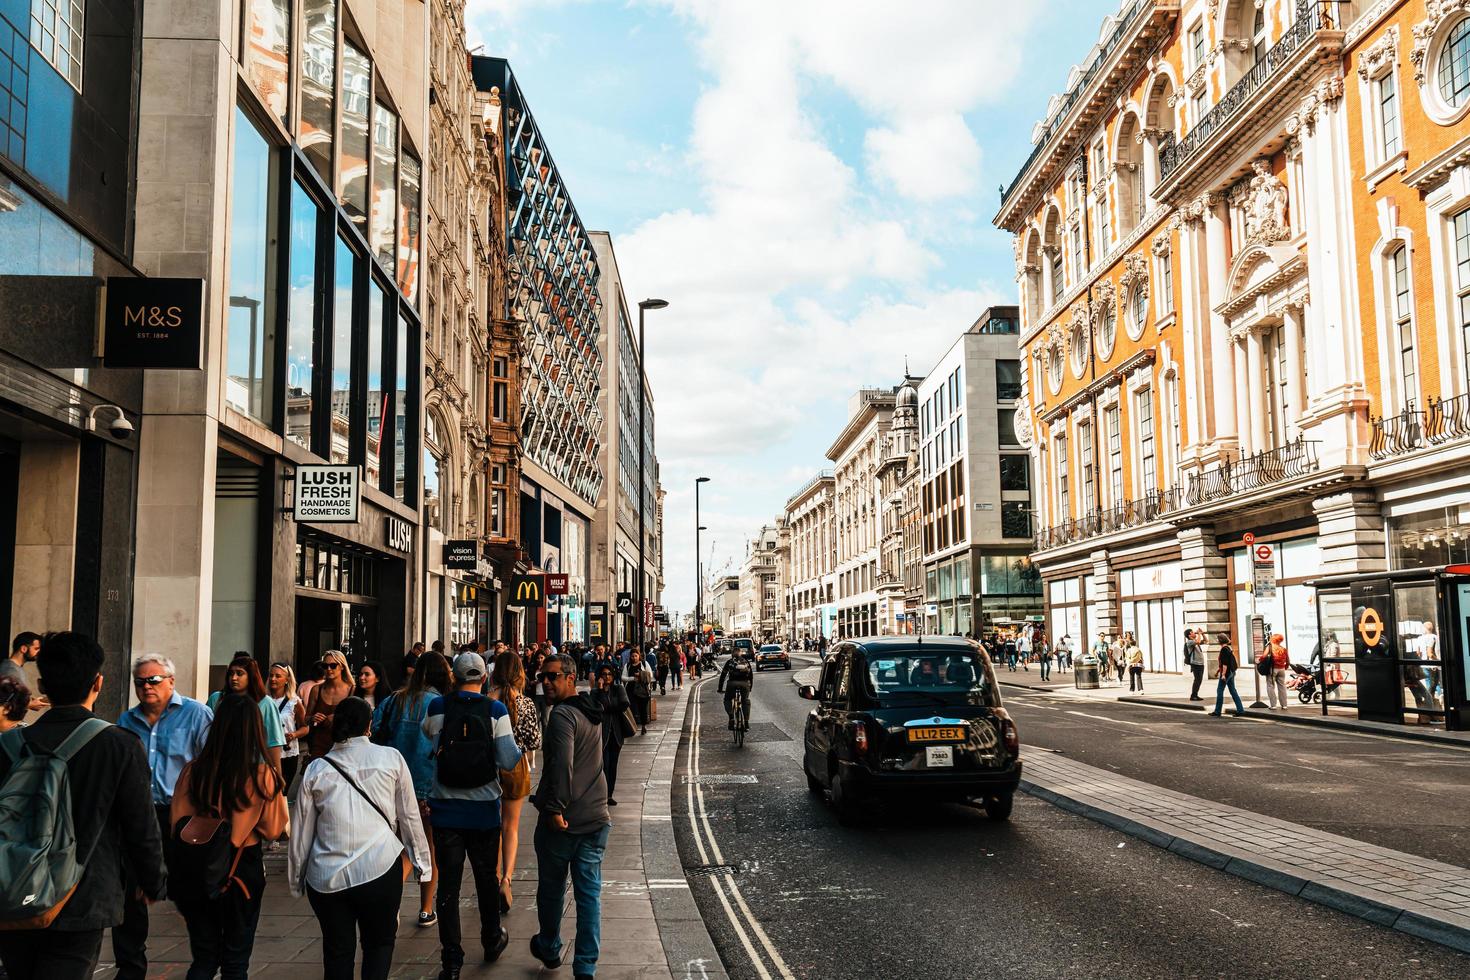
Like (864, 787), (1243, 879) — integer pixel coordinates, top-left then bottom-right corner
(862, 651), (999, 706)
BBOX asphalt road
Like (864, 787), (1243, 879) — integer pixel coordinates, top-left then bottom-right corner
(999, 685), (1470, 868)
(672, 657), (1470, 980)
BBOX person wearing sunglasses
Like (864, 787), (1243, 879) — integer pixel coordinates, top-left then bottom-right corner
(115, 653), (213, 980)
(304, 651), (354, 761)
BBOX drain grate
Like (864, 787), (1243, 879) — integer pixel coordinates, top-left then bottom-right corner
(683, 774), (757, 785)
(685, 863), (738, 877)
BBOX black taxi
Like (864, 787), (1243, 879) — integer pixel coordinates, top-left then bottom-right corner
(799, 636), (1020, 823)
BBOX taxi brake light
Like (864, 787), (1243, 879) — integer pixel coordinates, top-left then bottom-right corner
(852, 720), (869, 753)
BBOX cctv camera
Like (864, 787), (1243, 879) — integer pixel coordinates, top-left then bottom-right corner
(86, 404), (133, 440)
(109, 415), (134, 439)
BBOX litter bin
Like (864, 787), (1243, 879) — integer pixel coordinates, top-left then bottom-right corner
(1074, 656), (1101, 690)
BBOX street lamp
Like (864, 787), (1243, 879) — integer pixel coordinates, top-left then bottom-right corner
(636, 298), (668, 648)
(695, 477), (710, 641)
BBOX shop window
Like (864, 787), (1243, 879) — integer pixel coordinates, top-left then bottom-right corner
(29, 0), (82, 91)
(330, 235), (358, 464)
(399, 152), (421, 302)
(225, 107), (278, 426)
(241, 0), (290, 122)
(299, 0), (335, 182)
(371, 102), (398, 269)
(286, 181), (321, 452)
(340, 40), (370, 229)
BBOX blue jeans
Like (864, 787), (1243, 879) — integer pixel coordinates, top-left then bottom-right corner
(1213, 672), (1244, 715)
(535, 822), (611, 976)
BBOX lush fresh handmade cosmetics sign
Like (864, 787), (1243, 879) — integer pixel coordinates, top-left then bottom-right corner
(294, 465), (360, 523)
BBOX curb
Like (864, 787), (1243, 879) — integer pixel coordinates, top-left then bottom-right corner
(643, 687), (730, 980)
(1113, 696), (1470, 747)
(1018, 777), (1470, 955)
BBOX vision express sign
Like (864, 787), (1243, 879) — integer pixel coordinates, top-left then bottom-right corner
(293, 465), (361, 523)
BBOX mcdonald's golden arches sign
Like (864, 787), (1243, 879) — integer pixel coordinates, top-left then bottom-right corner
(509, 574), (544, 608)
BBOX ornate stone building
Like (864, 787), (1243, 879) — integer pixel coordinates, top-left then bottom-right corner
(876, 377), (920, 634)
(785, 471), (837, 643)
(995, 0), (1374, 675)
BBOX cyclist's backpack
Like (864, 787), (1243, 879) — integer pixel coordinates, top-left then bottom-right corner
(0, 717), (110, 930)
(435, 697), (496, 789)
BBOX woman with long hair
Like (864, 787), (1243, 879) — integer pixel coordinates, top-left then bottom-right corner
(171, 694), (288, 980)
(304, 650), (354, 760)
(354, 661), (391, 709)
(208, 656), (287, 768)
(626, 647), (654, 735)
(267, 663), (306, 791)
(487, 650), (540, 913)
(595, 662), (631, 805)
(371, 650), (451, 927)
(289, 697), (431, 980)
(0, 671), (30, 733)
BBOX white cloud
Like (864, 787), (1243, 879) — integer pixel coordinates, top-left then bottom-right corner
(865, 114), (982, 202)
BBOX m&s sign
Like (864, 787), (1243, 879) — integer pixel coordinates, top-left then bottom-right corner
(101, 277), (205, 370)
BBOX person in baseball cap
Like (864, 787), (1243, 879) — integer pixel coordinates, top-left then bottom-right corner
(452, 652), (487, 685)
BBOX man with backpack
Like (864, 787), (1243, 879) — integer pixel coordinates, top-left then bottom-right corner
(421, 652), (523, 979)
(0, 632), (166, 979)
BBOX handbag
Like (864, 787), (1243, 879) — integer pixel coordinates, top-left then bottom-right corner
(370, 694), (400, 746)
(171, 812), (248, 901)
(1257, 655), (1272, 676)
(619, 707), (637, 740)
(319, 755), (413, 883)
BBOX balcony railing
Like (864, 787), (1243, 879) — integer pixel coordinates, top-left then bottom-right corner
(1370, 394), (1470, 459)
(1159, 0), (1333, 183)
(1032, 487), (1183, 551)
(1184, 437), (1320, 506)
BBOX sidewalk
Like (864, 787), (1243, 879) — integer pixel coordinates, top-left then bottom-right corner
(1020, 751), (1470, 954)
(96, 680), (718, 980)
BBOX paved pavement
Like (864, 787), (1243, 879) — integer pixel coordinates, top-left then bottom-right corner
(1022, 751), (1470, 953)
(94, 679), (717, 980)
(683, 662), (1470, 978)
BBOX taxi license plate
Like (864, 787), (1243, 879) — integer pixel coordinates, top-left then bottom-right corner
(925, 746), (954, 768)
(908, 726), (965, 742)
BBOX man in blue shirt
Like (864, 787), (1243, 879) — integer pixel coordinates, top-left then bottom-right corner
(422, 652), (522, 979)
(114, 653), (211, 980)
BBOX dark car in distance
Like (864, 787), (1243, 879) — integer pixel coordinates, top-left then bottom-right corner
(799, 636), (1021, 823)
(756, 643), (791, 671)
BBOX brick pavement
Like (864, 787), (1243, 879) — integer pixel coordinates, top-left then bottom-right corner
(94, 680), (708, 980)
(1021, 751), (1470, 953)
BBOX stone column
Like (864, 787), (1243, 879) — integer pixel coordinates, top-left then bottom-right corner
(1179, 525), (1230, 669)
(1246, 328), (1269, 454)
(10, 442), (80, 635)
(1233, 337), (1251, 455)
(1089, 548), (1118, 640)
(1204, 198), (1236, 453)
(1284, 303), (1306, 438)
(1313, 489), (1385, 575)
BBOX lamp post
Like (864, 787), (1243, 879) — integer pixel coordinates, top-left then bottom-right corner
(695, 477), (710, 641)
(636, 298), (668, 649)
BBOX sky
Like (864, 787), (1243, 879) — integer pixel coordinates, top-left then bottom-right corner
(465, 0), (1128, 621)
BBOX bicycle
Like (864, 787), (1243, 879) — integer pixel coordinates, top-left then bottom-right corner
(730, 688), (748, 748)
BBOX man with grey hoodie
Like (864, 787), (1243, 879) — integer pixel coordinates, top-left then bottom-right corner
(528, 653), (610, 980)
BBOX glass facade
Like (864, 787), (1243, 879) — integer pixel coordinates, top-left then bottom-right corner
(340, 41), (370, 229)
(225, 107), (277, 424)
(330, 235), (356, 464)
(243, 0), (290, 123)
(299, 0), (336, 182)
(286, 181), (320, 451)
(398, 152), (421, 302)
(366, 280), (385, 488)
(370, 102), (397, 269)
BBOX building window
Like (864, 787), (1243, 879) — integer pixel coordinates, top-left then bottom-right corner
(996, 360), (1021, 400)
(1000, 454), (1029, 492)
(1438, 17), (1470, 110)
(1055, 434), (1070, 519)
(299, 0), (336, 182)
(1130, 281), (1147, 335)
(225, 107), (278, 426)
(1390, 245), (1419, 408)
(1069, 320), (1087, 378)
(399, 152), (422, 303)
(493, 379), (508, 422)
(1078, 420), (1095, 515)
(1048, 347), (1064, 393)
(340, 41), (371, 229)
(371, 102), (399, 270)
(286, 181), (321, 452)
(423, 446), (443, 531)
(491, 488), (505, 537)
(29, 0), (83, 91)
(1189, 23), (1206, 69)
(1070, 225), (1084, 283)
(241, 0), (290, 122)
(1252, 7), (1268, 65)
(1191, 91), (1209, 122)
(1001, 501), (1031, 538)
(1136, 389), (1157, 493)
(998, 409), (1019, 447)
(330, 235), (358, 464)
(1097, 302), (1116, 359)
(1106, 405), (1122, 503)
(1379, 72), (1402, 159)
(1155, 247), (1174, 318)
(1454, 207), (1470, 392)
(1050, 252), (1064, 302)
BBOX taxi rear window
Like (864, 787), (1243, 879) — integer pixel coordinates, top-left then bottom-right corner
(863, 652), (998, 706)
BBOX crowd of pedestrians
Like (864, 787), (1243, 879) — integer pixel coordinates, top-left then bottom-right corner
(0, 630), (705, 980)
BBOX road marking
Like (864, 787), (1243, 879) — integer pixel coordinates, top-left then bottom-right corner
(1065, 710), (1146, 726)
(684, 681), (796, 980)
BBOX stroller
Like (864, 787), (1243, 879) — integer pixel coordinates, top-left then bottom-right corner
(1288, 663), (1346, 703)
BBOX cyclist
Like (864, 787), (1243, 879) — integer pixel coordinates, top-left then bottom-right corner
(717, 649), (755, 730)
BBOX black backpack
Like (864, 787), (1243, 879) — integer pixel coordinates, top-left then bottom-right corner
(435, 697), (496, 789)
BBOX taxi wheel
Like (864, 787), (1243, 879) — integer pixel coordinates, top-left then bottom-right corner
(983, 793), (1014, 822)
(805, 766), (823, 795)
(829, 763), (863, 825)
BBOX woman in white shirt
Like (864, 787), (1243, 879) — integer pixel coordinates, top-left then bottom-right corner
(289, 697), (432, 980)
(268, 662), (306, 792)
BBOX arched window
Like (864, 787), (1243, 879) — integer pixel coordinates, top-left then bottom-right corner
(1115, 113), (1146, 235)
(1131, 281), (1148, 334)
(1097, 303), (1117, 360)
(1389, 244), (1419, 408)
